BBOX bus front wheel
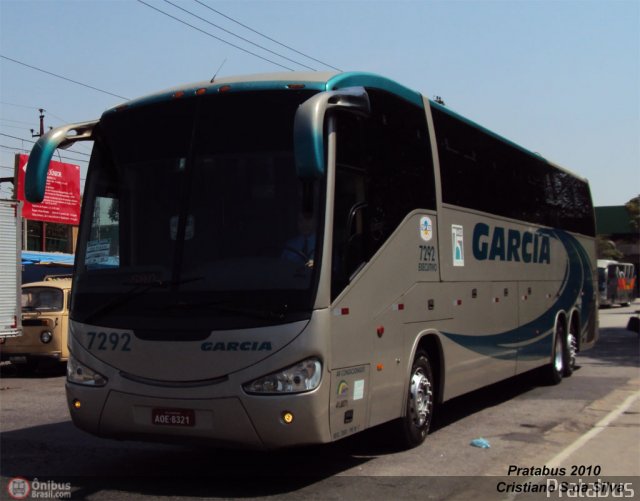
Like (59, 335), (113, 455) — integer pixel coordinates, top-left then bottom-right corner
(397, 350), (434, 448)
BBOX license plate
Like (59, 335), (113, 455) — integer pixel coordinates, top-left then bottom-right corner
(152, 408), (195, 427)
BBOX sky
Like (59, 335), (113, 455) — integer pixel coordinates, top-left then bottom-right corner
(0, 0), (638, 206)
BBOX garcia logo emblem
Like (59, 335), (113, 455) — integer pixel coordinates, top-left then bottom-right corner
(420, 216), (433, 242)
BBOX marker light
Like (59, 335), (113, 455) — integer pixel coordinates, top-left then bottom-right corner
(282, 411), (294, 424)
(196, 88), (207, 96)
(218, 85), (232, 93)
(72, 399), (82, 409)
(173, 91), (185, 99)
(243, 358), (322, 395)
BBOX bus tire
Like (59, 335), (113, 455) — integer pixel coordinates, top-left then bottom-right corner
(397, 350), (434, 448)
(564, 320), (578, 377)
(545, 321), (566, 385)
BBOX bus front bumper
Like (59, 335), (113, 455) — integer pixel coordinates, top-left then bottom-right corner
(66, 383), (330, 450)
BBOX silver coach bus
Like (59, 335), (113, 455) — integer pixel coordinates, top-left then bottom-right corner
(25, 72), (597, 449)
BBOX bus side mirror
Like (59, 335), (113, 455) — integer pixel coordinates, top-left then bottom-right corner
(26, 120), (98, 203)
(293, 87), (370, 179)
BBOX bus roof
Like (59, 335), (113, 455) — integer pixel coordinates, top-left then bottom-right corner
(103, 71), (588, 184)
(103, 71), (424, 114)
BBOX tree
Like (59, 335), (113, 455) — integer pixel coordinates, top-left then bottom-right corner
(108, 199), (119, 223)
(625, 194), (639, 231)
(596, 236), (623, 260)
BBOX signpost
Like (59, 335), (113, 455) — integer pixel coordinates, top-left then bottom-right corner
(15, 153), (80, 226)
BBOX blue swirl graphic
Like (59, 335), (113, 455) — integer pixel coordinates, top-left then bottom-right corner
(441, 229), (593, 361)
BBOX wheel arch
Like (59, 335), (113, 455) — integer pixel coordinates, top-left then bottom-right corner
(409, 330), (445, 406)
(553, 310), (569, 342)
(568, 308), (582, 352)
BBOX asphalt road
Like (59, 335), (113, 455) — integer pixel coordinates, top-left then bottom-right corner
(1, 302), (639, 500)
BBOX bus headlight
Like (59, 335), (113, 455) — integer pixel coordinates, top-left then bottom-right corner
(67, 354), (107, 387)
(40, 331), (53, 343)
(243, 358), (322, 395)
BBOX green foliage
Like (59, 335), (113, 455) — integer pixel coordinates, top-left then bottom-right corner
(625, 194), (639, 231)
(596, 236), (623, 260)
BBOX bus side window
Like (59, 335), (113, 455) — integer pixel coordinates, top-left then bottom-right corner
(331, 90), (436, 301)
(332, 166), (367, 299)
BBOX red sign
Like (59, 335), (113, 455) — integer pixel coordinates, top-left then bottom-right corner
(16, 154), (81, 225)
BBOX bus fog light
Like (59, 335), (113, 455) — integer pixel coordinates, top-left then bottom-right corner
(282, 411), (294, 424)
(40, 331), (53, 344)
(243, 358), (322, 394)
(67, 354), (107, 387)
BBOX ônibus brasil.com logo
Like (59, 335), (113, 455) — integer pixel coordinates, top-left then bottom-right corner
(7, 477), (71, 499)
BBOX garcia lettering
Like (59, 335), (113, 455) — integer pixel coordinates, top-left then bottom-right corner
(201, 341), (272, 352)
(472, 223), (550, 264)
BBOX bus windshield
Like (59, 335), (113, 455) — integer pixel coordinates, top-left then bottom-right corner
(74, 90), (323, 332)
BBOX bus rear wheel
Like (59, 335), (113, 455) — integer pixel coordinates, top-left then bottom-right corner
(397, 351), (434, 448)
(545, 320), (567, 385)
(564, 321), (578, 377)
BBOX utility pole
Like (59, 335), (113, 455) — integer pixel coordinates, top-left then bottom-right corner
(30, 108), (45, 138)
(29, 108), (47, 251)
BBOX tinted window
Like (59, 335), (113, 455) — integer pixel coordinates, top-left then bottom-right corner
(75, 90), (323, 331)
(432, 105), (595, 236)
(332, 90), (436, 298)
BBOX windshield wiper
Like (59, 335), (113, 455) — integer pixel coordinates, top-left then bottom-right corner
(82, 276), (204, 324)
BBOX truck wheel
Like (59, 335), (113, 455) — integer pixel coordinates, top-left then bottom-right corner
(398, 350), (434, 448)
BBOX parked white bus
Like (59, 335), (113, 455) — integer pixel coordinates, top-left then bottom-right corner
(25, 72), (597, 449)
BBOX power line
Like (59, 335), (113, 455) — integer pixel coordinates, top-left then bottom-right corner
(0, 132), (38, 143)
(0, 118), (37, 126)
(0, 55), (130, 101)
(1, 103), (80, 127)
(136, 0), (295, 71)
(0, 144), (89, 164)
(0, 101), (40, 110)
(0, 133), (91, 157)
(163, 0), (316, 71)
(0, 123), (37, 132)
(194, 0), (342, 72)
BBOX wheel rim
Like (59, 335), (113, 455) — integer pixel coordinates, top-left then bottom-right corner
(567, 327), (577, 370)
(409, 368), (432, 427)
(554, 330), (564, 373)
